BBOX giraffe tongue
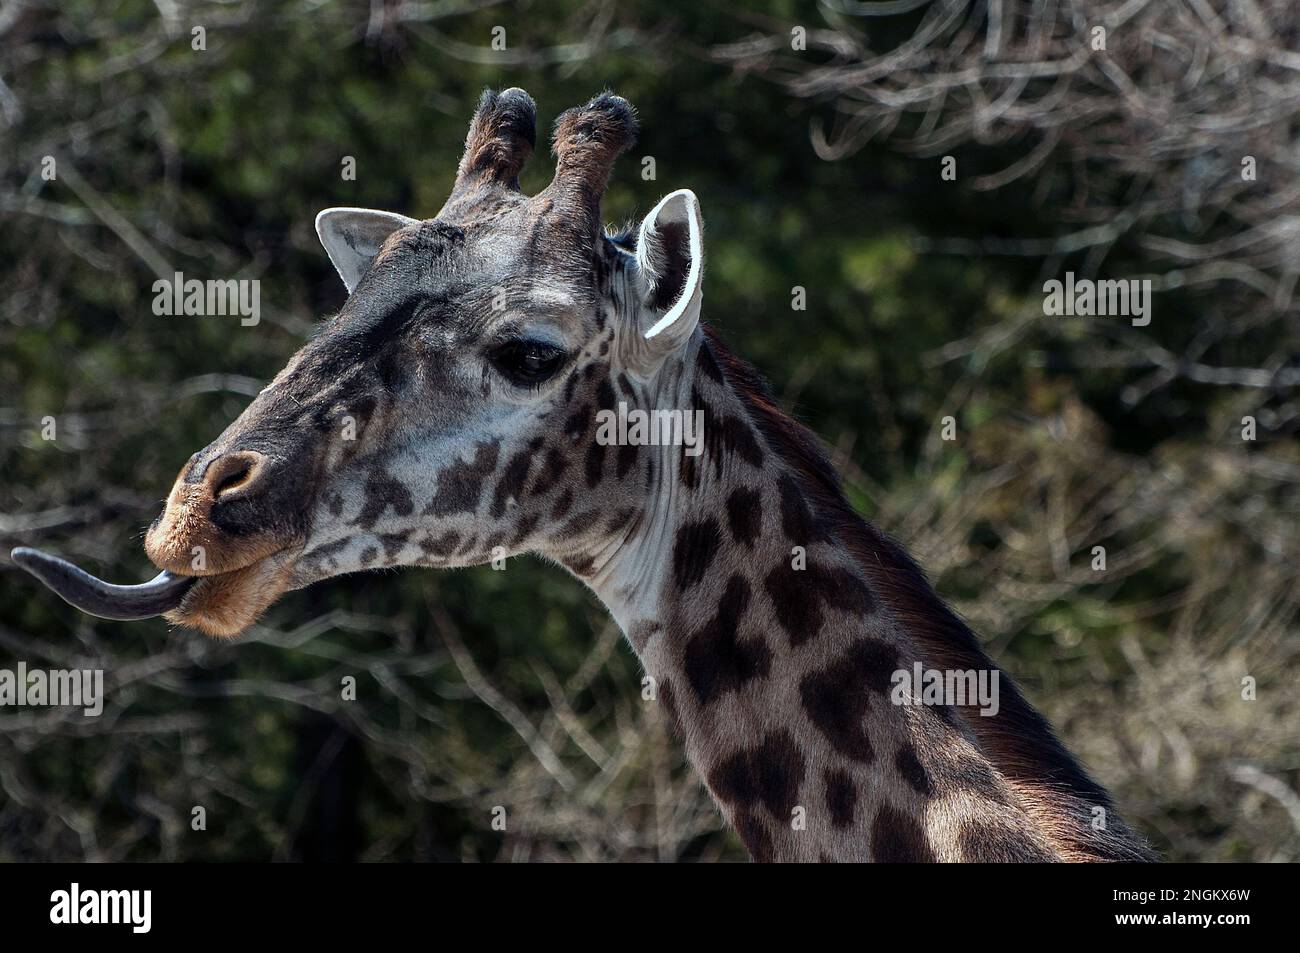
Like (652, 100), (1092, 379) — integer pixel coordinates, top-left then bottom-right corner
(10, 546), (196, 621)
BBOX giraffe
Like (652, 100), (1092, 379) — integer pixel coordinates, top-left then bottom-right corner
(13, 89), (1155, 862)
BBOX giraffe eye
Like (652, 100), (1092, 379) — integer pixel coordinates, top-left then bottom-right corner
(490, 340), (566, 387)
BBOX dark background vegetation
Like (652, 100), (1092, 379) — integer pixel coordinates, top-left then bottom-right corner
(1, 0), (1296, 861)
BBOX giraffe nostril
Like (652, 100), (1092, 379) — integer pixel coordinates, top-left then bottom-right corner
(204, 450), (268, 503)
(215, 466), (251, 498)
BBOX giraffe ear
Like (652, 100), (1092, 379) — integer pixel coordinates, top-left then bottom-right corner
(632, 189), (703, 369)
(315, 207), (418, 293)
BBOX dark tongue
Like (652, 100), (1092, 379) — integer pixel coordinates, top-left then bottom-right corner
(10, 547), (195, 621)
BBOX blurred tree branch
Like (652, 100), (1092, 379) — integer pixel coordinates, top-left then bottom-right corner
(717, 0), (1300, 425)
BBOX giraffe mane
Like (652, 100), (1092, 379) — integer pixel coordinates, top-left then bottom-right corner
(700, 324), (1156, 862)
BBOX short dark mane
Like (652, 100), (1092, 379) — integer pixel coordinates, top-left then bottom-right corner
(700, 324), (1155, 862)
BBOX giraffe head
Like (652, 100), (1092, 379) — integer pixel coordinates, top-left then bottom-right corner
(135, 89), (706, 636)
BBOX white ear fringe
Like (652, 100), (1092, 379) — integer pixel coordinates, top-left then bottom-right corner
(642, 189), (703, 340)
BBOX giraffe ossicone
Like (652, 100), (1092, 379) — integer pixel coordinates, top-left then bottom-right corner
(13, 89), (1155, 863)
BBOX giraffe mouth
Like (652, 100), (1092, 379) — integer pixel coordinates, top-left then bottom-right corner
(11, 545), (298, 638)
(161, 549), (299, 638)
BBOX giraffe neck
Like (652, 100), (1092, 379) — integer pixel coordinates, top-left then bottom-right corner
(581, 327), (1153, 862)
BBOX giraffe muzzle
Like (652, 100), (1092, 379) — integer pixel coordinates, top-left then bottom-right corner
(144, 447), (306, 577)
(10, 546), (196, 620)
